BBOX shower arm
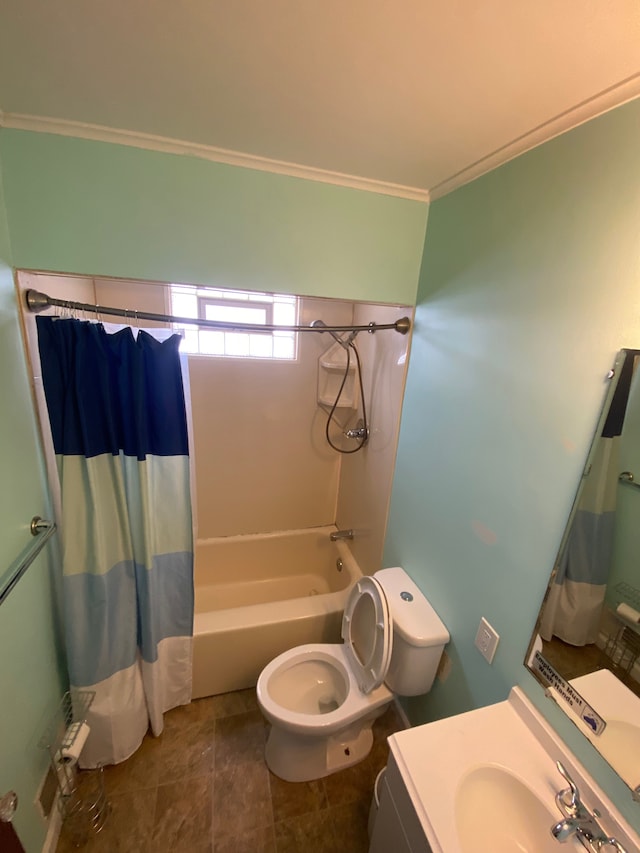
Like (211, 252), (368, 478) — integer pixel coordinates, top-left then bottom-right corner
(25, 290), (412, 338)
(309, 319), (358, 349)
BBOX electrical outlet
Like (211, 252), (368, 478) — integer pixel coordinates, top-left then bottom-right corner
(475, 617), (499, 664)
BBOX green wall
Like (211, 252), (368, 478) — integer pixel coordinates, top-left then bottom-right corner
(2, 100), (640, 839)
(0, 130), (428, 306)
(0, 126), (427, 850)
(0, 159), (66, 851)
(384, 97), (640, 829)
(0, 157), (10, 264)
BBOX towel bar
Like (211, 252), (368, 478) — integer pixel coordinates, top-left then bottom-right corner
(0, 517), (56, 606)
(618, 472), (640, 489)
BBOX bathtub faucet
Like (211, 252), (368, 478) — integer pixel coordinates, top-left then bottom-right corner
(330, 529), (354, 542)
(344, 418), (369, 441)
(344, 426), (368, 440)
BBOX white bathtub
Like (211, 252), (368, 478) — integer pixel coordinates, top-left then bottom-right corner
(191, 525), (362, 698)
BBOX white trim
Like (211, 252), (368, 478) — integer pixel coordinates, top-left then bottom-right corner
(0, 112), (431, 203)
(430, 73), (640, 200)
(2, 74), (638, 204)
(41, 791), (63, 853)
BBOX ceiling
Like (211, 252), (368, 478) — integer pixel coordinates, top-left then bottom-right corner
(1, 1), (639, 199)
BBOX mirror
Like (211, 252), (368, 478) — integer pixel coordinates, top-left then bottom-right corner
(525, 348), (640, 794)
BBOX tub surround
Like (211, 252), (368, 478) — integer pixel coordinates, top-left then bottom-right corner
(335, 302), (413, 576)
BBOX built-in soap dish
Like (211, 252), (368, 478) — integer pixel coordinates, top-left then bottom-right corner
(317, 342), (356, 408)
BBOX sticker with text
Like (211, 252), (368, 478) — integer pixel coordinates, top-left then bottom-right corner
(531, 651), (606, 736)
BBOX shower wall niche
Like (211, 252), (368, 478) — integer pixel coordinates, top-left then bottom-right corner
(17, 271), (412, 575)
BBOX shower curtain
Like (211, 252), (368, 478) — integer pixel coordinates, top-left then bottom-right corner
(540, 353), (637, 646)
(36, 317), (194, 766)
(540, 435), (618, 645)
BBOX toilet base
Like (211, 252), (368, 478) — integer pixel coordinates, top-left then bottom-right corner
(264, 718), (378, 782)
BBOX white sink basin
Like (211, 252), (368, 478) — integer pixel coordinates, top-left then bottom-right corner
(455, 765), (559, 853)
(384, 688), (638, 853)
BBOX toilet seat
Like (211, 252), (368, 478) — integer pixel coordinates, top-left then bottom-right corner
(257, 643), (393, 736)
(257, 566), (449, 782)
(341, 576), (393, 695)
(257, 576), (394, 741)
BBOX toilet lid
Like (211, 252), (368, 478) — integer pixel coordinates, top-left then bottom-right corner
(341, 576), (393, 694)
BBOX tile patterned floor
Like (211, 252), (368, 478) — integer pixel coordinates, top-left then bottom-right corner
(55, 690), (403, 853)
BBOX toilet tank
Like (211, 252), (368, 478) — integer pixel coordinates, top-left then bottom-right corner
(375, 567), (450, 696)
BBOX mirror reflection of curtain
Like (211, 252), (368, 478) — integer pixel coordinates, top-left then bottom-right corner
(604, 358), (640, 629)
(540, 437), (619, 644)
(540, 353), (638, 646)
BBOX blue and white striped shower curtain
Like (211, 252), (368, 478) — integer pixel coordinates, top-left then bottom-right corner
(540, 435), (618, 646)
(540, 352), (639, 647)
(37, 317), (194, 766)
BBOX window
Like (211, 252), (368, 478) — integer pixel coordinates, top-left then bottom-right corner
(170, 284), (298, 360)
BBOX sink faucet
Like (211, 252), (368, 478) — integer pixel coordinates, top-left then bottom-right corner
(551, 815), (610, 847)
(329, 529), (354, 541)
(550, 761), (628, 852)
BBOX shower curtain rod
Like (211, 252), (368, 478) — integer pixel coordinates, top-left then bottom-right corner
(25, 290), (411, 337)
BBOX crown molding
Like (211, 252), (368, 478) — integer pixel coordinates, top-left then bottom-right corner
(0, 112), (431, 203)
(429, 73), (640, 200)
(2, 72), (638, 205)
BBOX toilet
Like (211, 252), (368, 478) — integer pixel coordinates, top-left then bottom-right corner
(256, 566), (449, 782)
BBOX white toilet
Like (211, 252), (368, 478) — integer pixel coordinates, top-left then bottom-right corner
(256, 566), (449, 782)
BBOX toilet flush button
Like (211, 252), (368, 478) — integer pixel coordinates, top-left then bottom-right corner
(400, 591), (413, 602)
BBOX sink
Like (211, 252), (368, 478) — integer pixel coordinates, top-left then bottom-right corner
(378, 688), (638, 853)
(455, 765), (559, 853)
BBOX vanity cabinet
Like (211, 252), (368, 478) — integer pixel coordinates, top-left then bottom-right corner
(369, 753), (432, 853)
